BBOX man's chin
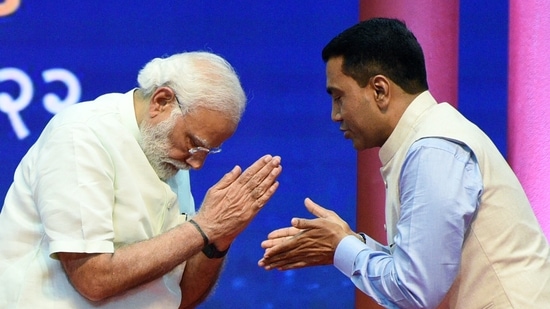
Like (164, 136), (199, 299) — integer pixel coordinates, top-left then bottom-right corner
(155, 165), (177, 181)
(169, 161), (191, 171)
(351, 139), (370, 151)
(158, 163), (192, 180)
(349, 138), (361, 150)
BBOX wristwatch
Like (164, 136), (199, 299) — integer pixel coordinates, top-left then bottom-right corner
(202, 243), (230, 259)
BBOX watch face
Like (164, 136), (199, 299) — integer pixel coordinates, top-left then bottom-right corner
(202, 243), (229, 259)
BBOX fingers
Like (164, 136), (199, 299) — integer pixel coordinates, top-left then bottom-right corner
(212, 165), (242, 190)
(304, 197), (331, 218)
(266, 226), (302, 240)
(211, 154), (276, 193)
(258, 229), (335, 270)
(258, 256), (309, 271)
(237, 155), (282, 208)
(195, 155), (282, 245)
(258, 199), (346, 272)
(261, 236), (290, 249)
(255, 175), (281, 208)
(261, 238), (296, 260)
(240, 155), (281, 187)
(261, 226), (302, 249)
(253, 157), (282, 199)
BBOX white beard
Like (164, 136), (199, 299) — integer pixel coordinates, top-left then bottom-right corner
(139, 109), (189, 181)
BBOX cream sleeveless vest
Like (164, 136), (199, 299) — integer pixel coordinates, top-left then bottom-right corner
(378, 91), (550, 308)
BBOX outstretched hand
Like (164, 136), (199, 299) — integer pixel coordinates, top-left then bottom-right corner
(193, 155), (282, 250)
(258, 197), (354, 270)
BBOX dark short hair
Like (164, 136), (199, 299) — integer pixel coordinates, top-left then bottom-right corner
(322, 18), (429, 94)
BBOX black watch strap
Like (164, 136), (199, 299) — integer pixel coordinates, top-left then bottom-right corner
(202, 243), (229, 259)
(358, 232), (368, 244)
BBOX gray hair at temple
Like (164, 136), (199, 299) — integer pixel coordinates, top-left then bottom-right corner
(137, 51), (247, 123)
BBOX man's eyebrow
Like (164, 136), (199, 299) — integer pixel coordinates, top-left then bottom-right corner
(190, 134), (210, 148)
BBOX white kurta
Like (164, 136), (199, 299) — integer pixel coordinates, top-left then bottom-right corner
(0, 90), (194, 308)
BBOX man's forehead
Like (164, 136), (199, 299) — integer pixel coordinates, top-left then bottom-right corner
(325, 59), (348, 93)
(181, 107), (237, 144)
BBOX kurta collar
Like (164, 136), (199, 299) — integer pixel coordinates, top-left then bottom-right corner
(118, 88), (142, 145)
(379, 91), (438, 165)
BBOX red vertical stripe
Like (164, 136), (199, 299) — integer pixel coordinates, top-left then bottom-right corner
(356, 1), (459, 308)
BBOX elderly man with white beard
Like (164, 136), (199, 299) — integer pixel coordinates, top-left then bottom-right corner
(0, 51), (282, 309)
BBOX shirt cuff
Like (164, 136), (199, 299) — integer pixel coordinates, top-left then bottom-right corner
(334, 235), (369, 277)
(363, 234), (390, 253)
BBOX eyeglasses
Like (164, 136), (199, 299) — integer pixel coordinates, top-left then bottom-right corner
(173, 91), (223, 157)
(187, 131), (223, 156)
(188, 146), (222, 155)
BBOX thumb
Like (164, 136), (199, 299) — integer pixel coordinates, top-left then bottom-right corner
(214, 165), (242, 189)
(304, 197), (331, 219)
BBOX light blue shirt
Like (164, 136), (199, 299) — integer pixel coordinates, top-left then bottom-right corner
(334, 137), (483, 308)
(167, 170), (196, 216)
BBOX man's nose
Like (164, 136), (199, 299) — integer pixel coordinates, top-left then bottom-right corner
(331, 107), (342, 122)
(185, 155), (206, 170)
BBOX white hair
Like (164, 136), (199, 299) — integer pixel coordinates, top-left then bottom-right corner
(137, 51), (246, 123)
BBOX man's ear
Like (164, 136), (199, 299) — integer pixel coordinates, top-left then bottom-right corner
(371, 75), (390, 112)
(149, 87), (176, 117)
